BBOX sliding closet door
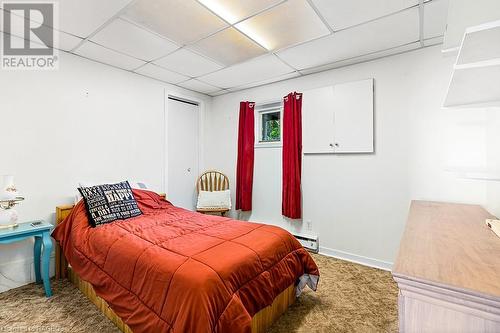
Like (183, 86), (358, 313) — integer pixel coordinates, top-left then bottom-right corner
(167, 97), (199, 210)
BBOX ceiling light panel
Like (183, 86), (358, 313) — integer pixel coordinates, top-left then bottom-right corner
(198, 54), (294, 88)
(123, 0), (228, 45)
(423, 0), (449, 39)
(135, 63), (189, 84)
(311, 0), (418, 31)
(59, 0), (132, 38)
(178, 79), (221, 94)
(91, 18), (179, 61)
(75, 41), (146, 70)
(197, 0), (283, 24)
(235, 0), (330, 51)
(277, 7), (419, 70)
(154, 48), (223, 77)
(189, 27), (267, 66)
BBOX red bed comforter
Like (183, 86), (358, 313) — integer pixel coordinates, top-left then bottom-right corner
(53, 190), (319, 333)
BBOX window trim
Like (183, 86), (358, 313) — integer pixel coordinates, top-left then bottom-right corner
(255, 102), (283, 148)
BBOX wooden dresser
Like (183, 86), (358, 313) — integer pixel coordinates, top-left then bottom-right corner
(393, 201), (500, 332)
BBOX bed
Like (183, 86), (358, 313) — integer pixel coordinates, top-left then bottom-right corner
(53, 189), (319, 333)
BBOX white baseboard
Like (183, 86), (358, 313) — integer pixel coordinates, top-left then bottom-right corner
(319, 246), (393, 271)
(0, 254), (56, 293)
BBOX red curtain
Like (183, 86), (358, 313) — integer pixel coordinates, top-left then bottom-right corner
(282, 92), (303, 219)
(236, 101), (255, 211)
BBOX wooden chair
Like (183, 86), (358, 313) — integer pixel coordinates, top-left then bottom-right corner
(196, 170), (230, 216)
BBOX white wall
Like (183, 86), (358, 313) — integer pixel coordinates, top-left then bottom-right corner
(204, 45), (499, 269)
(2, 44), (499, 293)
(485, 111), (500, 216)
(0, 52), (211, 291)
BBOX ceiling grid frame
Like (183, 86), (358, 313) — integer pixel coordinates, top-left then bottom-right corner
(70, 0), (140, 52)
(419, 0), (425, 46)
(4, 0), (448, 96)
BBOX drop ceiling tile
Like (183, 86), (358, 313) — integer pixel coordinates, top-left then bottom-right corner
(277, 7), (420, 70)
(74, 41), (146, 70)
(189, 27), (267, 66)
(177, 79), (221, 94)
(91, 18), (178, 61)
(1, 8), (83, 51)
(123, 0), (228, 45)
(197, 0), (283, 24)
(298, 41), (421, 75)
(423, 36), (444, 47)
(57, 32), (83, 51)
(0, 8), (25, 33)
(235, 0), (330, 51)
(135, 63), (189, 84)
(229, 72), (301, 91)
(424, 0), (449, 39)
(154, 48), (223, 77)
(210, 89), (230, 96)
(198, 54), (294, 88)
(311, 0), (418, 31)
(59, 0), (131, 38)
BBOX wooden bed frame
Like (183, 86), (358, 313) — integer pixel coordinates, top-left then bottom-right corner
(55, 198), (295, 333)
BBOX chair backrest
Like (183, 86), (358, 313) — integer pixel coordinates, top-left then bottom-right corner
(197, 171), (229, 193)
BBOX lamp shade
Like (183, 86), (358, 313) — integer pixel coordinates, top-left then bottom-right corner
(0, 175), (18, 200)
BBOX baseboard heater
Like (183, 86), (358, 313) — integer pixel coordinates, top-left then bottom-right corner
(293, 234), (319, 253)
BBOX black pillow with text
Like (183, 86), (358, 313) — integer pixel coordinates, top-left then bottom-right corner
(78, 181), (142, 227)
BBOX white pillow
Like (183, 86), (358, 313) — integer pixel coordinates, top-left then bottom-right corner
(197, 190), (231, 209)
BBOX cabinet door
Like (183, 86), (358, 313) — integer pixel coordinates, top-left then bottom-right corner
(302, 86), (335, 154)
(333, 79), (374, 153)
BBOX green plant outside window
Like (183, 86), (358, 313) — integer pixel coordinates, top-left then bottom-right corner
(261, 112), (280, 142)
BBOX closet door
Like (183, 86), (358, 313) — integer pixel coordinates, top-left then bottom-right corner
(333, 79), (374, 153)
(167, 97), (199, 210)
(302, 86), (335, 154)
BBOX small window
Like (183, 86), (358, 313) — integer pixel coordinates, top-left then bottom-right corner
(256, 101), (282, 146)
(261, 111), (281, 142)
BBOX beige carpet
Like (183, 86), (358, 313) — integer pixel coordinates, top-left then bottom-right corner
(0, 254), (398, 333)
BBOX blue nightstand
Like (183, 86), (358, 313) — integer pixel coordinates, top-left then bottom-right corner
(0, 221), (53, 297)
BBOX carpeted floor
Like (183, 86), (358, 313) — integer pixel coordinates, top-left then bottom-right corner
(0, 254), (398, 333)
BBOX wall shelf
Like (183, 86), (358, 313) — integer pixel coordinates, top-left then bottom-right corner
(442, 0), (500, 54)
(446, 167), (500, 182)
(444, 20), (500, 108)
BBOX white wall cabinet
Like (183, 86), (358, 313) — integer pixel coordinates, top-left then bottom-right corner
(303, 78), (374, 154)
(302, 86), (335, 154)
